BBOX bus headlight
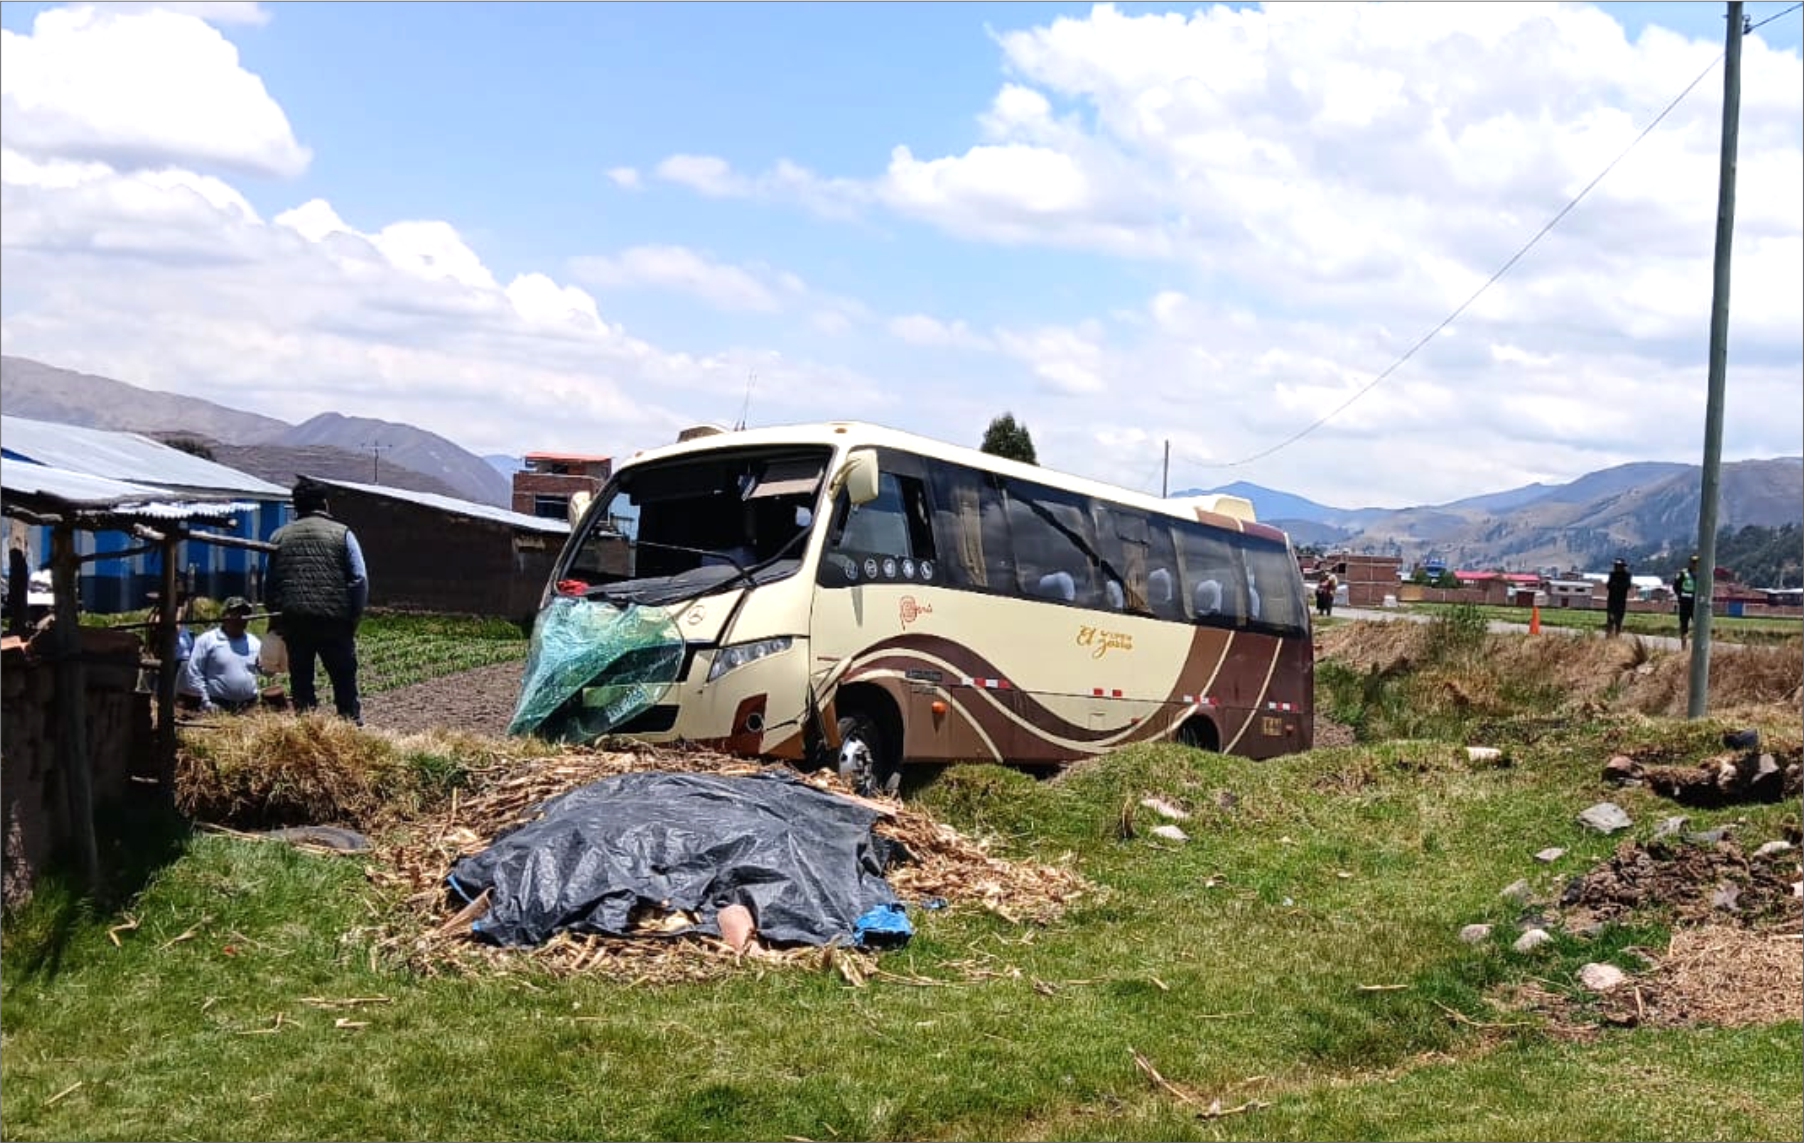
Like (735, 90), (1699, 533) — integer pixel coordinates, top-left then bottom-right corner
(707, 636), (793, 681)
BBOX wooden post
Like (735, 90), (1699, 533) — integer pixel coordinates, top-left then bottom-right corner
(155, 532), (183, 798)
(50, 524), (100, 889)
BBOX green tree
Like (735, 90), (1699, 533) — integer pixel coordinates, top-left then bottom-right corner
(980, 412), (1038, 465)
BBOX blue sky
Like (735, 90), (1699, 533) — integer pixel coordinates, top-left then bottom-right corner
(2, 1), (1800, 508)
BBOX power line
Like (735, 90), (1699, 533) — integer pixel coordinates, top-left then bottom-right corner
(1749, 3), (1802, 32)
(1200, 45), (1735, 472)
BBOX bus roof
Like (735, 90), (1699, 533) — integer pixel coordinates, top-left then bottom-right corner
(618, 420), (1290, 543)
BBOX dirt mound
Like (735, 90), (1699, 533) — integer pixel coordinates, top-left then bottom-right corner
(1504, 838), (1802, 1035)
(1634, 744), (1804, 808)
(1315, 621), (1802, 720)
(1558, 836), (1802, 932)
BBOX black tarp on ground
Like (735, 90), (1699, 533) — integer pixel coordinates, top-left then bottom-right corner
(447, 769), (903, 948)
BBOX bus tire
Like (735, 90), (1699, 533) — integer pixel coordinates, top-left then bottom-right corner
(837, 710), (900, 797)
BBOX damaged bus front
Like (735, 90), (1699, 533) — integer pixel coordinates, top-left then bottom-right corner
(509, 430), (879, 768)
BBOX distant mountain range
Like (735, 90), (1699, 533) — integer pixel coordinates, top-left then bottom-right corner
(1178, 456), (1803, 570)
(1, 355), (511, 507)
(5, 353), (1798, 570)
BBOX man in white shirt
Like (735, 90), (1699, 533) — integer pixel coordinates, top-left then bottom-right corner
(182, 597), (264, 714)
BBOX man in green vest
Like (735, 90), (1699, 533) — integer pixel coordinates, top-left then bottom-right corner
(267, 479), (369, 724)
(1673, 554), (1699, 646)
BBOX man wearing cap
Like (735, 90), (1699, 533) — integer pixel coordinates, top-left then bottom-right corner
(182, 597), (264, 714)
(1605, 558), (1632, 638)
(1673, 554), (1699, 645)
(267, 479), (368, 724)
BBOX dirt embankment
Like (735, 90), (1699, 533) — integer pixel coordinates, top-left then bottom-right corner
(1316, 620), (1803, 719)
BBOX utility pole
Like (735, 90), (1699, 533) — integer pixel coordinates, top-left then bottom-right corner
(1688, 1), (1744, 719)
(1162, 439), (1170, 498)
(364, 441), (392, 484)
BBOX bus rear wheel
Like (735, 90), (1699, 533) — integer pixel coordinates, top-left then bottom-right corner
(837, 711), (900, 797)
(1176, 716), (1220, 754)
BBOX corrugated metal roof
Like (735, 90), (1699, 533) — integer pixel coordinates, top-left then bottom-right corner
(1, 458), (245, 520)
(1, 415), (287, 498)
(306, 474), (570, 535)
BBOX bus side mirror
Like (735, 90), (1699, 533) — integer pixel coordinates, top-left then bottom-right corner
(842, 449), (880, 506)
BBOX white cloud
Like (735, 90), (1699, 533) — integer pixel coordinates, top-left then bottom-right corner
(571, 245), (783, 312)
(635, 2), (1800, 506)
(84, 2), (272, 25)
(994, 321), (1107, 395)
(2, 1), (1799, 519)
(887, 313), (993, 350)
(1, 5), (308, 177)
(652, 153), (867, 220)
(1, 160), (890, 460)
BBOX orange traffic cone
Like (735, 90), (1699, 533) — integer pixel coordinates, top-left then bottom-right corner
(1529, 605), (1541, 635)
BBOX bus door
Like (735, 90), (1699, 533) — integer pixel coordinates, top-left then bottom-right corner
(811, 454), (962, 763)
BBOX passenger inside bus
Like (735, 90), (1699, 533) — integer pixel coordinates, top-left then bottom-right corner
(1148, 567), (1175, 609)
(1036, 571), (1077, 602)
(1195, 578), (1224, 616)
(1104, 578), (1125, 610)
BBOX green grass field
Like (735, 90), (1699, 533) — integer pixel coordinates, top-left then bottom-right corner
(10, 610), (1798, 1139)
(4, 707), (1798, 1140)
(1401, 601), (1800, 644)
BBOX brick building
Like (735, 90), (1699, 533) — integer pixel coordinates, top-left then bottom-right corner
(512, 452), (612, 523)
(1318, 553), (1404, 607)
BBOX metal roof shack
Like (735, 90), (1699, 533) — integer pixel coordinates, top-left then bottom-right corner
(1, 415), (287, 498)
(2, 416), (290, 611)
(1, 458), (280, 899)
(304, 474), (568, 626)
(2, 460), (246, 522)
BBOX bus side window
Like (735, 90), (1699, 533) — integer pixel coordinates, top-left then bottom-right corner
(1004, 479), (1101, 606)
(1173, 520), (1247, 625)
(1239, 539), (1306, 635)
(834, 473), (909, 555)
(1144, 518), (1186, 621)
(825, 472), (935, 581)
(1093, 505), (1148, 615)
(926, 462), (1007, 591)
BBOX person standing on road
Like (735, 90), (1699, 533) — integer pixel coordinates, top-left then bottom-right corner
(1315, 570), (1338, 617)
(1673, 554), (1699, 645)
(267, 479), (368, 724)
(1605, 558), (1632, 637)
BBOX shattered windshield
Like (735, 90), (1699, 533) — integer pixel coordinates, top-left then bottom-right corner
(556, 446), (831, 607)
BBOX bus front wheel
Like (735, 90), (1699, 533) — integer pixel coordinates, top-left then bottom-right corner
(837, 711), (900, 797)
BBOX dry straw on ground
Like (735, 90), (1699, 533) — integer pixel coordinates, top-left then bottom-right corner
(361, 740), (1094, 983)
(1642, 924), (1804, 1028)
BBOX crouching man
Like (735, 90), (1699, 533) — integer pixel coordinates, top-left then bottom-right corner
(182, 596), (265, 714)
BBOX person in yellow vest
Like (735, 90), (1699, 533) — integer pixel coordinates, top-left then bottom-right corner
(1673, 554), (1699, 645)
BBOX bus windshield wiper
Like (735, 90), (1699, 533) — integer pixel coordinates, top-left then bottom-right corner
(584, 532), (811, 607)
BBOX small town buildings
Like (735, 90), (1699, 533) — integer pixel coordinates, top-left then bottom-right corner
(512, 451), (611, 523)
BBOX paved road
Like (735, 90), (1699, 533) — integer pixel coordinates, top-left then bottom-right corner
(1328, 606), (1694, 652)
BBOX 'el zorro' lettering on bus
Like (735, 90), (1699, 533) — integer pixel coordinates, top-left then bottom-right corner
(1076, 625), (1133, 658)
